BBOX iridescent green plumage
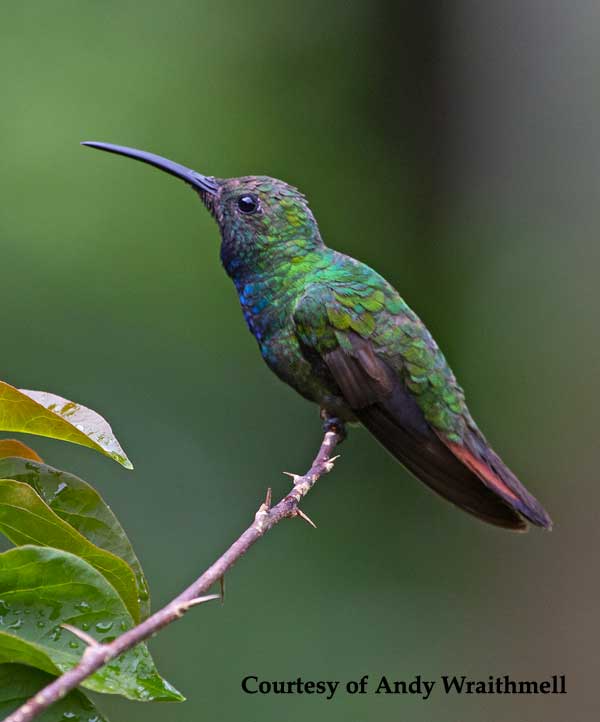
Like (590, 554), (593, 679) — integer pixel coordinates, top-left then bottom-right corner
(83, 142), (552, 532)
(214, 177), (472, 442)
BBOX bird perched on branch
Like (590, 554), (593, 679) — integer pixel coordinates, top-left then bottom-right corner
(83, 141), (552, 532)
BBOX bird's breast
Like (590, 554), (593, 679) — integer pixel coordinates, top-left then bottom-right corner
(234, 276), (298, 344)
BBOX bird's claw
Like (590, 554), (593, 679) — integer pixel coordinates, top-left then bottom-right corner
(321, 413), (347, 441)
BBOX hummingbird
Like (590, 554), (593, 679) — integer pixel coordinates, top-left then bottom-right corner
(82, 141), (552, 532)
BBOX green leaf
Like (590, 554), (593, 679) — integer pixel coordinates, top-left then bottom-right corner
(0, 439), (43, 462)
(0, 382), (133, 469)
(0, 458), (150, 619)
(0, 546), (184, 702)
(0, 479), (141, 622)
(0, 663), (109, 721)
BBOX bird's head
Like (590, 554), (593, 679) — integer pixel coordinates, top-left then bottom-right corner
(82, 142), (323, 279)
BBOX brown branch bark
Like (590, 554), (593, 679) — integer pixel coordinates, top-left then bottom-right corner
(4, 428), (343, 722)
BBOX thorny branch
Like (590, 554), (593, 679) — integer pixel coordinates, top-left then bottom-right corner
(4, 427), (344, 722)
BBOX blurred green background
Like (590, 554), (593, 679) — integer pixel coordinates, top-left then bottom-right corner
(1, 1), (597, 720)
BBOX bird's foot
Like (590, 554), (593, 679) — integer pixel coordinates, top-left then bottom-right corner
(320, 410), (347, 442)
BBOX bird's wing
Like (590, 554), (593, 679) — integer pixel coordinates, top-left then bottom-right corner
(293, 273), (551, 530)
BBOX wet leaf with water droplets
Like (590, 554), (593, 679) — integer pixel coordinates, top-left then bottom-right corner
(0, 458), (150, 618)
(0, 546), (183, 702)
(0, 381), (132, 469)
(0, 663), (109, 721)
(0, 478), (141, 622)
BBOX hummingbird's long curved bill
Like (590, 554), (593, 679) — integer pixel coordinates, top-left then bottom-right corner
(81, 141), (219, 195)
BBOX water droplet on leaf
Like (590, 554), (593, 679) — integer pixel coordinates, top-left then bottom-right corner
(95, 621), (113, 633)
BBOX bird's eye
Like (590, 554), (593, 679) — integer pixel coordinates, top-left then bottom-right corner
(237, 194), (259, 214)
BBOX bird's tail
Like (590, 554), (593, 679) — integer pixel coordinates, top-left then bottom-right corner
(444, 429), (553, 529)
(358, 402), (552, 531)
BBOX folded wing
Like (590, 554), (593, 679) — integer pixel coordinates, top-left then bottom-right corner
(294, 283), (552, 531)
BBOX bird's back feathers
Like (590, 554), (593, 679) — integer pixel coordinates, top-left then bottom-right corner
(293, 266), (552, 531)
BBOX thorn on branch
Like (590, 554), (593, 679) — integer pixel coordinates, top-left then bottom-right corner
(174, 594), (221, 618)
(294, 507), (317, 529)
(323, 455), (341, 473)
(282, 471), (302, 484)
(254, 495), (271, 533)
(61, 624), (100, 648)
(219, 575), (225, 605)
(264, 487), (272, 509)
